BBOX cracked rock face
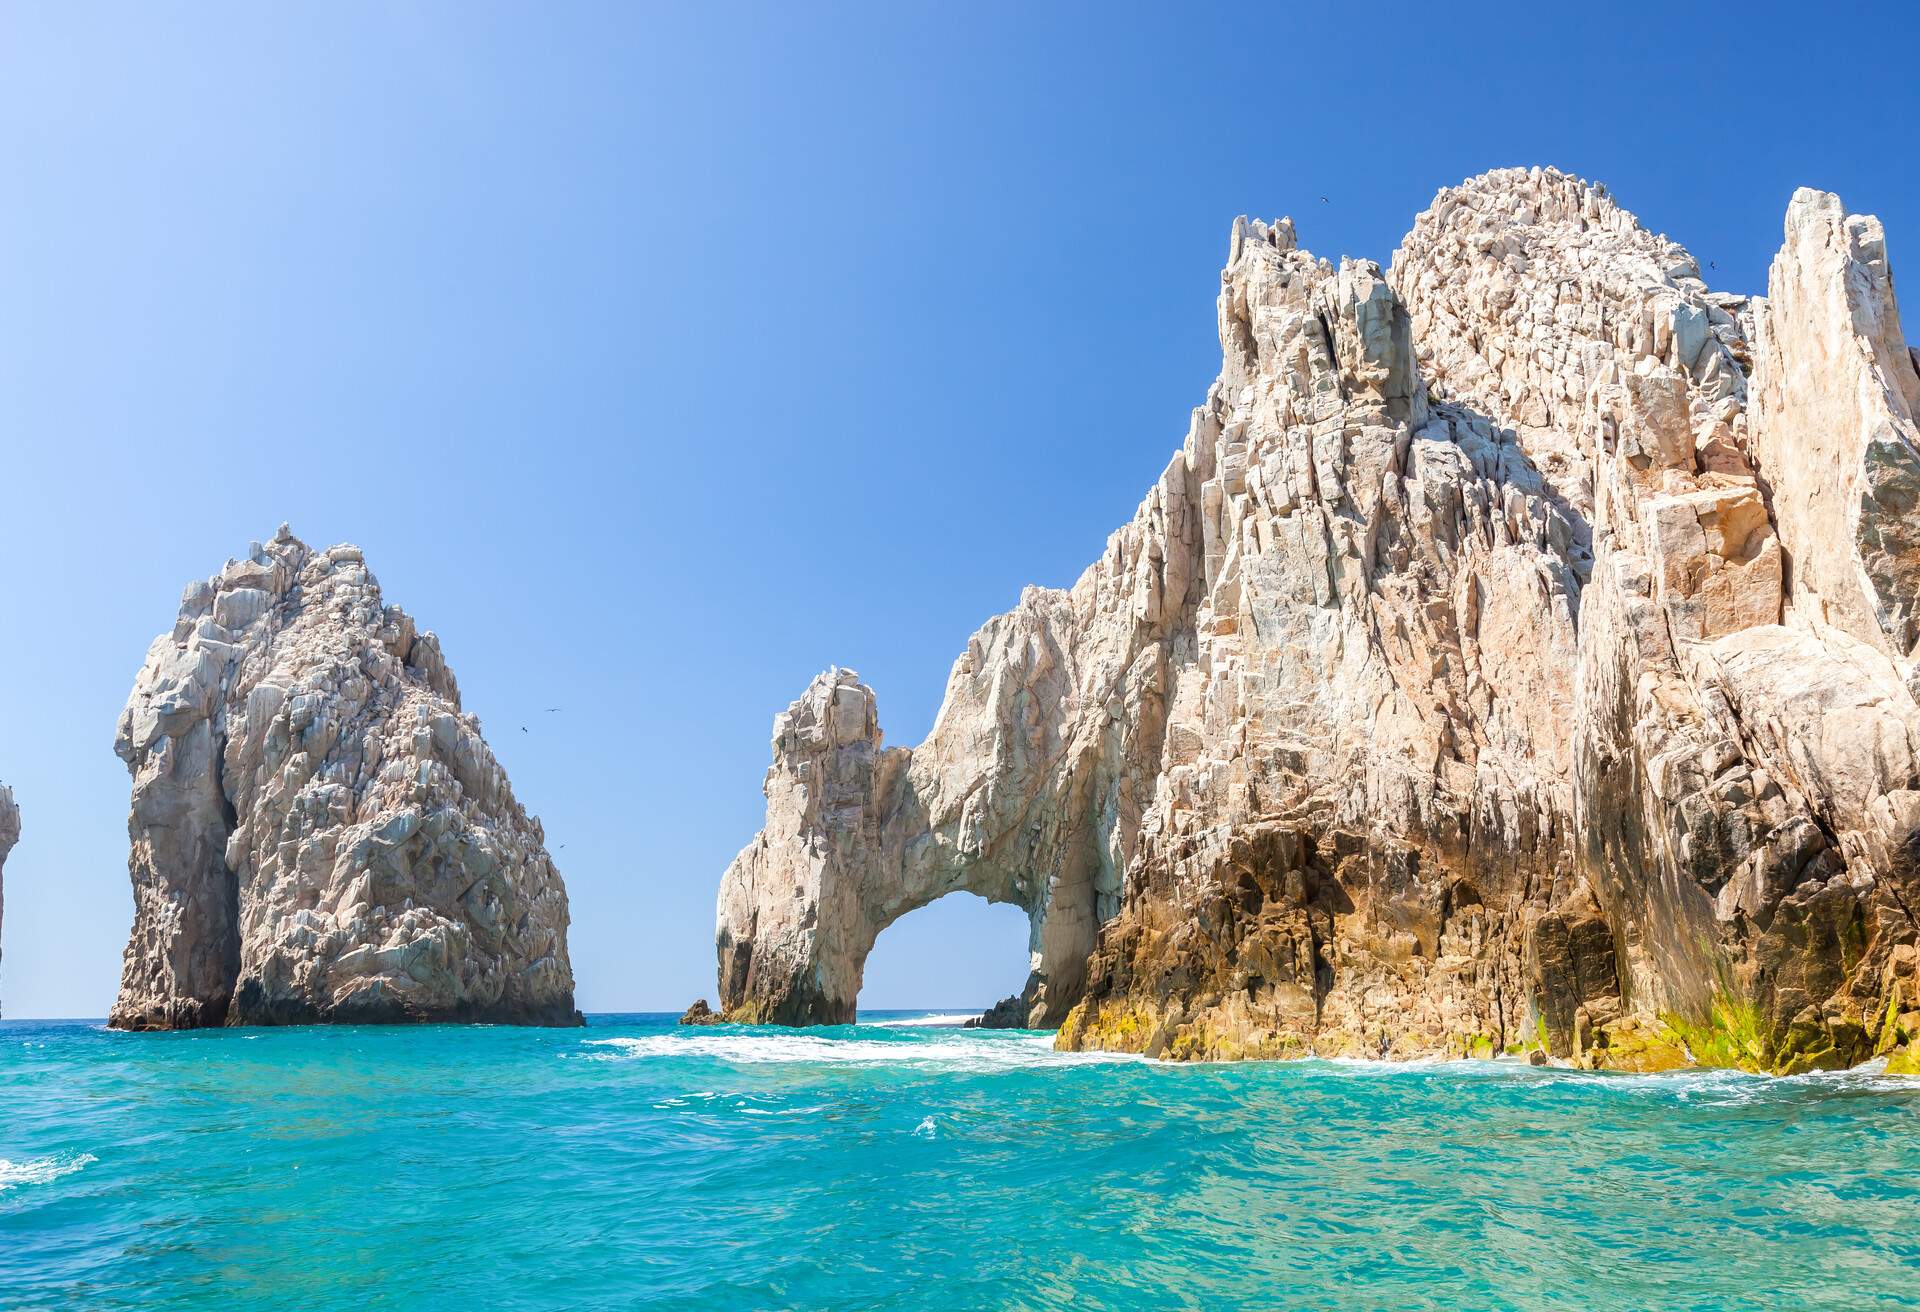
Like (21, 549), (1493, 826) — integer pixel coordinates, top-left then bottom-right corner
(0, 785), (16, 1012)
(718, 168), (1920, 1074)
(111, 527), (578, 1030)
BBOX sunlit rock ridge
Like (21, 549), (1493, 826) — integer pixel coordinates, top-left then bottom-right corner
(716, 167), (1920, 1074)
(112, 526), (578, 1030)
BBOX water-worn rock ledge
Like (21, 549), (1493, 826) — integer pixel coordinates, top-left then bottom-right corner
(713, 168), (1920, 1075)
(111, 526), (579, 1030)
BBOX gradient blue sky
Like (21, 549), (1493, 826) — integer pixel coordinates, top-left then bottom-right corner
(3, 2), (1917, 1017)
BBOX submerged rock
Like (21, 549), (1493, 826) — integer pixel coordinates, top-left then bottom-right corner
(714, 167), (1920, 1074)
(678, 999), (722, 1025)
(965, 977), (1041, 1030)
(110, 526), (579, 1030)
(0, 785), (16, 1013)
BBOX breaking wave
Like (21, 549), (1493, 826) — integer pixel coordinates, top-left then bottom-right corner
(1551, 1060), (1920, 1105)
(0, 1152), (97, 1192)
(860, 1013), (982, 1028)
(581, 1030), (1138, 1071)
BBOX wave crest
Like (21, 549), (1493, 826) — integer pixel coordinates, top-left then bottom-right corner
(581, 1031), (1137, 1071)
(861, 1014), (982, 1029)
(0, 1152), (97, 1192)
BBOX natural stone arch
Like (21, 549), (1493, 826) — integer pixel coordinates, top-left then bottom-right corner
(714, 628), (1140, 1028)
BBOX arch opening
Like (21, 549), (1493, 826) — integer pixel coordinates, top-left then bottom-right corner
(856, 891), (1035, 1026)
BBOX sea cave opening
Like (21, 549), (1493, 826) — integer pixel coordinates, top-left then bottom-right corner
(856, 890), (1033, 1025)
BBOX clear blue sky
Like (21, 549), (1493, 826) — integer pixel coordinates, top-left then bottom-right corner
(2, 2), (1916, 1018)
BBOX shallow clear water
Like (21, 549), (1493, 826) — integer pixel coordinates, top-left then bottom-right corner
(3, 1013), (1918, 1309)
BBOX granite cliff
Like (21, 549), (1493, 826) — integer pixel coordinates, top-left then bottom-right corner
(715, 168), (1920, 1074)
(111, 526), (578, 1030)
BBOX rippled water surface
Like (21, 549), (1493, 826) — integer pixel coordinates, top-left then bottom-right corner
(3, 1013), (1918, 1309)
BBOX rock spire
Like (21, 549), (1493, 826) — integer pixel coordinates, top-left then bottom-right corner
(112, 526), (578, 1029)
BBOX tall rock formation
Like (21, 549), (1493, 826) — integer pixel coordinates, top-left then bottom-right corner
(111, 526), (578, 1030)
(0, 785), (17, 1014)
(715, 168), (1920, 1074)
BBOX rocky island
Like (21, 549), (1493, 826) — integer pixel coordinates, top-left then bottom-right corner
(0, 785), (16, 1012)
(712, 168), (1920, 1075)
(111, 526), (578, 1029)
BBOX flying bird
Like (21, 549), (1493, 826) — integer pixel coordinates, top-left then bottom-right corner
(545, 707), (562, 713)
(1320, 195), (1329, 203)
(520, 726), (528, 733)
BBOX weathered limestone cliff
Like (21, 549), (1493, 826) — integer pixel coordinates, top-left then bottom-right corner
(0, 785), (17, 1014)
(717, 169), (1920, 1074)
(111, 526), (578, 1030)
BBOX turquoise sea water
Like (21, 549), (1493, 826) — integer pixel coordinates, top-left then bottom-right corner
(3, 1013), (1918, 1310)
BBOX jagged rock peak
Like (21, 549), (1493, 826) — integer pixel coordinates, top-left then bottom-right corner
(111, 524), (578, 1030)
(1749, 186), (1920, 663)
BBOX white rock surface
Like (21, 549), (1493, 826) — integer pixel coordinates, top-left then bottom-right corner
(716, 170), (1920, 1073)
(1748, 188), (1920, 664)
(111, 527), (578, 1029)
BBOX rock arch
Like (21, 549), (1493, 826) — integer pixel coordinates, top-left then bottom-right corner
(718, 656), (1113, 1029)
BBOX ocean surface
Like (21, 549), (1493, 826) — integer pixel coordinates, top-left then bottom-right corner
(2, 1013), (1918, 1310)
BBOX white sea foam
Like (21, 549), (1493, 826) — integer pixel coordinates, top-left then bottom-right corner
(0, 1152), (96, 1192)
(1315, 1054), (1456, 1073)
(1493, 1060), (1920, 1104)
(861, 1014), (981, 1029)
(1244, 1053), (1920, 1101)
(739, 1104), (829, 1117)
(582, 1031), (1138, 1072)
(585, 1030), (1920, 1092)
(1671, 1064), (1917, 1101)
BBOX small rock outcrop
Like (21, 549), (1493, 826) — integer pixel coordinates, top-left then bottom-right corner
(678, 998), (722, 1025)
(111, 526), (578, 1030)
(0, 785), (17, 1013)
(716, 168), (1920, 1075)
(965, 976), (1041, 1030)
